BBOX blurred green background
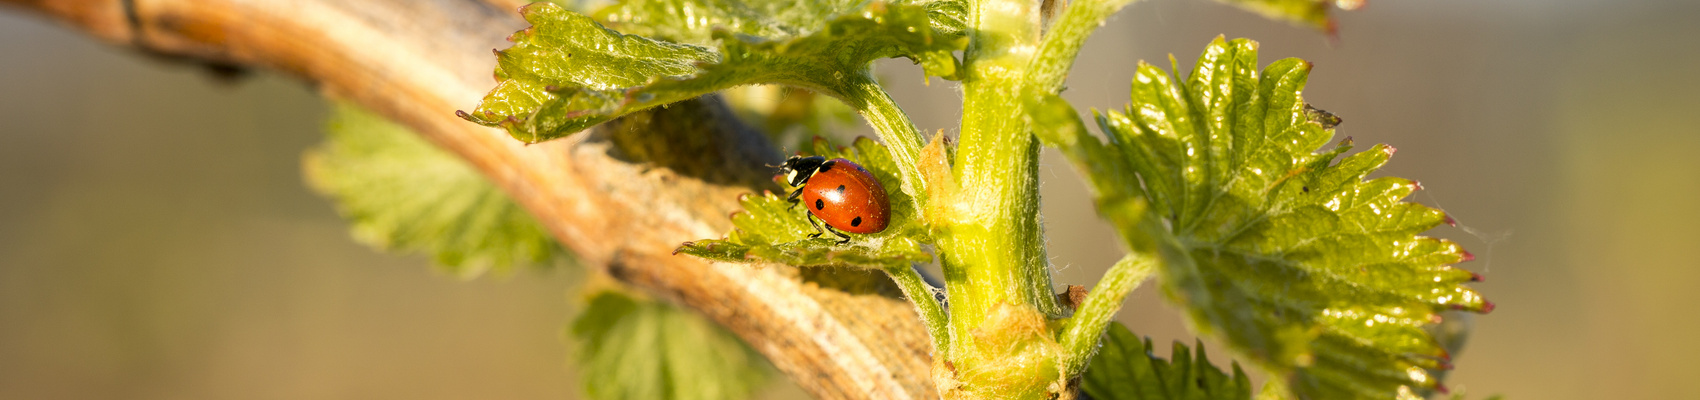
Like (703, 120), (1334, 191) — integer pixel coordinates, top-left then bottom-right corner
(3, 0), (1697, 398)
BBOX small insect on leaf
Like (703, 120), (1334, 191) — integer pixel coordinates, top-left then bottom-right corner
(778, 156), (892, 243)
(675, 137), (931, 269)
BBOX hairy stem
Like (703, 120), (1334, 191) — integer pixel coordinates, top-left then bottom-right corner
(954, 0), (1062, 313)
(885, 263), (951, 358)
(1059, 254), (1156, 377)
(948, 0), (1060, 330)
(844, 73), (927, 198)
(930, 0), (1068, 397)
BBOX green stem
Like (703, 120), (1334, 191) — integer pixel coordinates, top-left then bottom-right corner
(844, 73), (926, 198)
(1025, 0), (1144, 95)
(1059, 253), (1156, 377)
(928, 0), (1068, 397)
(946, 0), (1061, 331)
(884, 263), (951, 358)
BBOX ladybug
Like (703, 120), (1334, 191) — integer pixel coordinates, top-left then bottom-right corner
(778, 155), (891, 244)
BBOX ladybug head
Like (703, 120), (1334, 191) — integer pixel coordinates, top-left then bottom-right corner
(777, 155), (828, 187)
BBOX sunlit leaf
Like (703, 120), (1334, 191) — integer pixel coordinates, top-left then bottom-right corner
(1082, 322), (1253, 400)
(305, 103), (570, 278)
(460, 1), (962, 143)
(1052, 37), (1489, 398)
(571, 290), (773, 400)
(676, 137), (930, 269)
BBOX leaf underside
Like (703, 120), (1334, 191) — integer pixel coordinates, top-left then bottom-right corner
(676, 137), (930, 269)
(1072, 37), (1489, 399)
(459, 0), (963, 143)
(572, 290), (772, 400)
(1082, 322), (1253, 400)
(305, 103), (569, 279)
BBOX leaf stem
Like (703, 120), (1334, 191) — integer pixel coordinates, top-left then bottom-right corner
(844, 73), (926, 197)
(1058, 253), (1156, 377)
(884, 263), (951, 358)
(1025, 0), (1144, 95)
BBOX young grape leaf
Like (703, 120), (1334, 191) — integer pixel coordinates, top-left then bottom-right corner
(459, 0), (962, 143)
(1049, 37), (1490, 399)
(571, 289), (773, 400)
(1082, 322), (1253, 400)
(1209, 0), (1346, 32)
(675, 137), (930, 269)
(304, 103), (570, 279)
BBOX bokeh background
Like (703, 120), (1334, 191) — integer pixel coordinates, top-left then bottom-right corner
(3, 0), (1698, 398)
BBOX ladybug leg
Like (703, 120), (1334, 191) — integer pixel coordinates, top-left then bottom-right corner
(805, 212), (827, 239)
(803, 214), (852, 244)
(786, 187), (805, 210)
(823, 224), (852, 245)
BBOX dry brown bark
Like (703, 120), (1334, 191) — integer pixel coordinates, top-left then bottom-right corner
(0, 0), (936, 398)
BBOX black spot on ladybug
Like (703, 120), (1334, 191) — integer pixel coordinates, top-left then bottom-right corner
(819, 161), (834, 172)
(815, 199), (825, 210)
(836, 185), (846, 194)
(851, 216), (863, 227)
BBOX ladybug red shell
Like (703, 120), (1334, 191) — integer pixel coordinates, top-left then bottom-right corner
(779, 156), (890, 243)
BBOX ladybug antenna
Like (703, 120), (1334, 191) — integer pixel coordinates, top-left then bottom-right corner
(768, 155), (803, 170)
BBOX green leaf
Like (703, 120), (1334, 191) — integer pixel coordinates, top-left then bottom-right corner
(571, 290), (773, 400)
(305, 103), (570, 279)
(1082, 322), (1253, 400)
(460, 1), (962, 143)
(456, 4), (717, 143)
(595, 0), (967, 45)
(676, 137), (931, 269)
(1209, 0), (1343, 32)
(1075, 37), (1489, 398)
